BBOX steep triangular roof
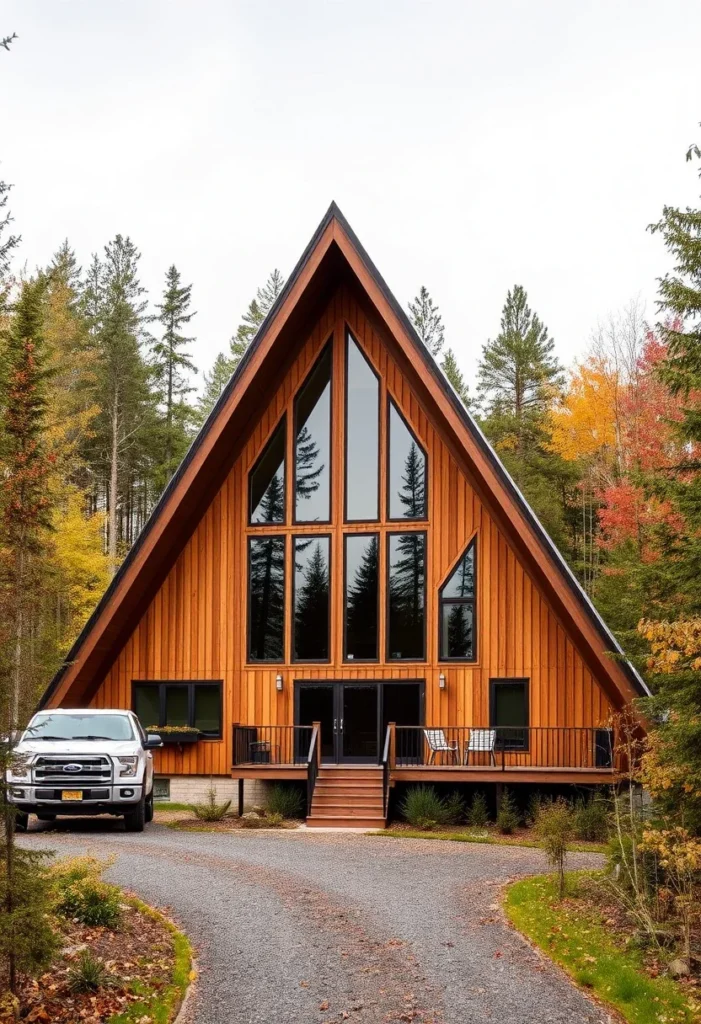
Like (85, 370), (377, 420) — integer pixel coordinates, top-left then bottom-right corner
(41, 203), (648, 710)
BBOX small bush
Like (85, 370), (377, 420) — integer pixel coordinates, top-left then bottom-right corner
(49, 855), (105, 891)
(266, 811), (284, 827)
(525, 792), (551, 827)
(442, 792), (466, 825)
(57, 877), (122, 927)
(467, 791), (489, 827)
(415, 817), (439, 831)
(400, 786), (448, 827)
(535, 798), (575, 897)
(67, 950), (112, 993)
(193, 785), (232, 822)
(496, 788), (520, 834)
(573, 796), (610, 842)
(266, 784), (305, 820)
(240, 813), (265, 829)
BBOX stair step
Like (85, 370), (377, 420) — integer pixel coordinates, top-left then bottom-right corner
(306, 816), (386, 829)
(318, 769), (381, 779)
(314, 786), (383, 798)
(312, 799), (384, 812)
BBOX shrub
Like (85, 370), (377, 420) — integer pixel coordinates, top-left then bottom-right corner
(496, 788), (520, 834)
(0, 847), (57, 986)
(535, 798), (575, 897)
(266, 812), (284, 827)
(442, 792), (466, 825)
(193, 785), (232, 822)
(266, 784), (305, 820)
(57, 877), (122, 927)
(525, 792), (551, 827)
(467, 791), (489, 828)
(400, 786), (448, 828)
(240, 813), (265, 829)
(67, 950), (112, 993)
(49, 855), (105, 890)
(573, 796), (610, 842)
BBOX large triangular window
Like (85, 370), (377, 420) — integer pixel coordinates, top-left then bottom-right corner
(439, 539), (476, 661)
(249, 416), (285, 524)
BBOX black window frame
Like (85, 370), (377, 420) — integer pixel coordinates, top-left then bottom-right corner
(293, 338), (333, 526)
(291, 533), (332, 664)
(386, 397), (429, 522)
(343, 532), (380, 663)
(247, 534), (286, 663)
(248, 414), (287, 526)
(489, 677), (530, 752)
(132, 680), (223, 739)
(386, 530), (428, 662)
(438, 538), (477, 663)
(344, 328), (381, 524)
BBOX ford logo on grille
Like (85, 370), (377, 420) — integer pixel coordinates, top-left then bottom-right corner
(62, 763), (83, 773)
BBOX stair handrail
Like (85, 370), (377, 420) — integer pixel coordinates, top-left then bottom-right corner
(306, 722), (320, 816)
(381, 723), (394, 818)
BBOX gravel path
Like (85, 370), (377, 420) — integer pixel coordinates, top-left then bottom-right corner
(21, 821), (609, 1024)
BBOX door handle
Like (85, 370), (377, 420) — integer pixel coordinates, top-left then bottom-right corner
(333, 718), (338, 733)
(340, 718), (344, 732)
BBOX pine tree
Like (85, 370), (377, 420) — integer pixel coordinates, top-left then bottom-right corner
(230, 268), (285, 364)
(408, 285), (445, 356)
(398, 443), (426, 518)
(84, 236), (154, 571)
(197, 352), (236, 423)
(294, 541), (329, 659)
(153, 265), (197, 485)
(0, 173), (20, 309)
(346, 536), (379, 656)
(441, 347), (470, 407)
(249, 536), (285, 659)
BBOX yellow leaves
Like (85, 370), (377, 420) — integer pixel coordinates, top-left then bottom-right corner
(549, 357), (619, 462)
(638, 616), (701, 674)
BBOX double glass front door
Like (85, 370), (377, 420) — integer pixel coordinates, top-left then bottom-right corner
(295, 681), (422, 764)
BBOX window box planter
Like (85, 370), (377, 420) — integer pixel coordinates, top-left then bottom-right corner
(149, 728), (201, 745)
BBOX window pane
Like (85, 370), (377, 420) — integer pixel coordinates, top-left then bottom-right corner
(249, 536), (285, 660)
(165, 686), (189, 727)
(194, 685), (221, 735)
(493, 682), (528, 727)
(249, 418), (285, 523)
(442, 543), (475, 599)
(440, 603), (474, 659)
(134, 686), (160, 729)
(293, 537), (330, 660)
(345, 535), (378, 660)
(295, 345), (331, 522)
(388, 401), (427, 519)
(345, 334), (379, 520)
(387, 533), (426, 659)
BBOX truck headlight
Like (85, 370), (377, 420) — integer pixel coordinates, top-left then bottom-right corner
(9, 754), (31, 780)
(117, 756), (138, 777)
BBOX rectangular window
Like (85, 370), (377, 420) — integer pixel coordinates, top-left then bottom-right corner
(293, 535), (331, 661)
(294, 343), (332, 523)
(248, 536), (285, 661)
(133, 681), (223, 738)
(345, 332), (379, 521)
(490, 678), (529, 751)
(387, 532), (426, 660)
(344, 534), (379, 660)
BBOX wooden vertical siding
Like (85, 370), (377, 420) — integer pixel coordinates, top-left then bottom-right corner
(92, 286), (612, 774)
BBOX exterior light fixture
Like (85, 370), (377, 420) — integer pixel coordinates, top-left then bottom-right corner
(438, 672), (446, 690)
(275, 673), (284, 692)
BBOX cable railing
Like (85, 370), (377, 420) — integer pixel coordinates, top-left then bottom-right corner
(393, 726), (616, 771)
(232, 724), (313, 766)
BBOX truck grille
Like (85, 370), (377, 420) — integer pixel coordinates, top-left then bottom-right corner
(33, 756), (112, 785)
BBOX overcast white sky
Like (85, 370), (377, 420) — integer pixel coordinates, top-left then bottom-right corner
(3, 1), (701, 391)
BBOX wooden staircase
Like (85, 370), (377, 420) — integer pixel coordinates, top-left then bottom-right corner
(306, 766), (386, 828)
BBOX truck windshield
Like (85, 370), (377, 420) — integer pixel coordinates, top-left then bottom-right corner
(25, 714), (135, 742)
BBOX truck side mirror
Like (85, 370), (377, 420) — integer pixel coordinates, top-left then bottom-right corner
(144, 734), (163, 749)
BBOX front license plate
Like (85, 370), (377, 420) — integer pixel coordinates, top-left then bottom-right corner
(61, 790), (83, 801)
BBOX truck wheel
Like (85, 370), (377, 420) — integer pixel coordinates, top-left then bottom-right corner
(124, 796), (145, 833)
(145, 791), (154, 823)
(14, 811), (29, 832)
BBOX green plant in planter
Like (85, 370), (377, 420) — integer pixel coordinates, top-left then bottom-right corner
(147, 724), (200, 739)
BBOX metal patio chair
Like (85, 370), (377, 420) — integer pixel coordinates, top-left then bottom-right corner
(464, 728), (497, 766)
(424, 728), (460, 765)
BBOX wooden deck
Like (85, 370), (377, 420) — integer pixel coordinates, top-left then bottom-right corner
(231, 763), (616, 786)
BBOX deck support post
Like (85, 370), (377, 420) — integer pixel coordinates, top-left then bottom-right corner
(238, 777), (244, 817)
(389, 722), (396, 771)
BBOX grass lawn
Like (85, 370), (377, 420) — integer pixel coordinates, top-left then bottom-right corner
(504, 872), (698, 1024)
(371, 827), (607, 854)
(154, 801), (194, 812)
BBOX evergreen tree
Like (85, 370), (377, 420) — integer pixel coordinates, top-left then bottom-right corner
(408, 285), (445, 356)
(294, 541), (329, 659)
(249, 536), (285, 659)
(295, 425), (323, 506)
(441, 347), (470, 407)
(399, 443), (426, 518)
(84, 236), (154, 571)
(230, 268), (285, 364)
(197, 352), (235, 422)
(0, 173), (20, 307)
(153, 265), (197, 485)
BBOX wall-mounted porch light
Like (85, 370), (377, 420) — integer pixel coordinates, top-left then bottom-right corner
(438, 672), (446, 690)
(275, 673), (284, 692)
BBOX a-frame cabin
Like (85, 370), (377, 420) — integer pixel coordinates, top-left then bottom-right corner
(41, 204), (647, 827)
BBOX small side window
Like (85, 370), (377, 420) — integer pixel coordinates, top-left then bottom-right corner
(490, 678), (529, 751)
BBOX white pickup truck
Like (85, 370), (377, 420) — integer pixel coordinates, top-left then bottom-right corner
(6, 708), (162, 833)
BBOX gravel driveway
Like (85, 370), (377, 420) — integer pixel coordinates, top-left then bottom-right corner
(21, 821), (608, 1024)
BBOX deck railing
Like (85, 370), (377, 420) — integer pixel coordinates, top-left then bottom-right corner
(394, 726), (616, 772)
(306, 723), (320, 815)
(232, 724), (313, 766)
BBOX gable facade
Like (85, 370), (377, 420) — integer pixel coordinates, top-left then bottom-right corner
(87, 282), (614, 777)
